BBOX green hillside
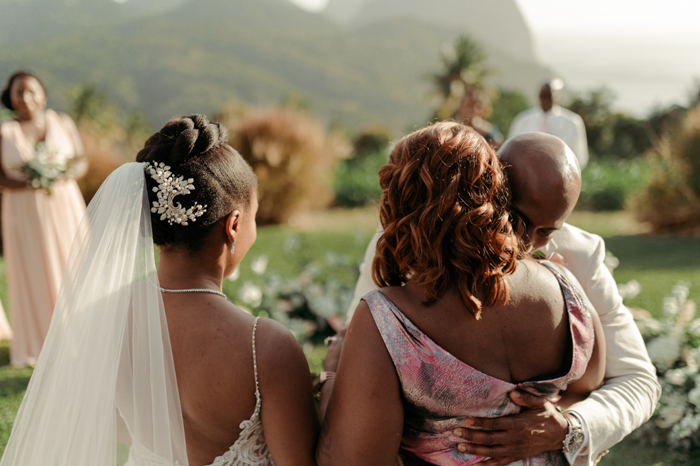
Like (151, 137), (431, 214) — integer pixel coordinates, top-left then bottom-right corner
(0, 0), (547, 131)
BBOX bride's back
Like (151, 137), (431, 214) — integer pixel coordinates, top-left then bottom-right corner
(136, 115), (318, 466)
(164, 294), (258, 461)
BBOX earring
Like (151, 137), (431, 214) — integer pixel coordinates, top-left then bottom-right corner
(230, 238), (236, 256)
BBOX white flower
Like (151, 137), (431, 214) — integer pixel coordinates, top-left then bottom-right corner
(688, 319), (700, 337)
(672, 282), (690, 304)
(663, 297), (681, 318)
(656, 405), (687, 429)
(646, 333), (683, 370)
(240, 282), (263, 308)
(670, 413), (700, 440)
(618, 280), (641, 301)
(689, 386), (700, 407)
(604, 251), (620, 271)
(666, 368), (689, 386)
(251, 255), (269, 275)
(636, 318), (664, 338)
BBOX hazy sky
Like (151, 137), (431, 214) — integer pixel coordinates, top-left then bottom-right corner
(289, 0), (700, 116)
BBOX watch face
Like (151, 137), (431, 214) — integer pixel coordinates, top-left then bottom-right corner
(564, 430), (585, 453)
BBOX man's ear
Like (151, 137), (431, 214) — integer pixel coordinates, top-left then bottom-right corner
(225, 210), (241, 243)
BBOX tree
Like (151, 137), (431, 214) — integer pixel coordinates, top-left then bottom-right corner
(431, 36), (494, 121)
(489, 87), (529, 136)
(68, 84), (109, 128)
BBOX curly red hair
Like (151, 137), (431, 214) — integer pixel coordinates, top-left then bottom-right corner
(372, 122), (521, 319)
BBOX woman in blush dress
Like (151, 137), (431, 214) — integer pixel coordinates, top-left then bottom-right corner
(317, 122), (606, 466)
(0, 71), (87, 367)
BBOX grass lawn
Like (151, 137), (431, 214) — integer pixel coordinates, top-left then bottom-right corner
(1, 208), (699, 463)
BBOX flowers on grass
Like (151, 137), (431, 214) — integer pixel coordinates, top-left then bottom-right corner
(634, 281), (700, 446)
(231, 246), (357, 344)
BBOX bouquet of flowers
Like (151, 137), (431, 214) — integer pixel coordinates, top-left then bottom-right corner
(16, 142), (82, 194)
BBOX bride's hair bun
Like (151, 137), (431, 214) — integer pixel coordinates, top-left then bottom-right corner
(136, 115), (257, 252)
(137, 114), (228, 165)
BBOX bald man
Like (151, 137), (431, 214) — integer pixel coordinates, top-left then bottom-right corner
(345, 132), (659, 465)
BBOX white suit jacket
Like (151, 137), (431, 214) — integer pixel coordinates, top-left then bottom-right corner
(346, 223), (660, 465)
(507, 105), (589, 169)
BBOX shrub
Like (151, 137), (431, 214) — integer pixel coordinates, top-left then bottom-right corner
(578, 158), (651, 211)
(75, 128), (126, 205)
(351, 126), (392, 157)
(225, 236), (363, 346)
(636, 106), (700, 234)
(221, 106), (350, 224)
(490, 87), (529, 137)
(333, 150), (387, 207)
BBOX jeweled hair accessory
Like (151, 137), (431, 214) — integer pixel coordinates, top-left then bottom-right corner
(145, 162), (207, 226)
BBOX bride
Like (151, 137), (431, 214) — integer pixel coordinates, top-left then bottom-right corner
(0, 115), (318, 466)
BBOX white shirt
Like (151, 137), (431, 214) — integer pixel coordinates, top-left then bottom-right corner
(347, 224), (660, 465)
(508, 105), (589, 169)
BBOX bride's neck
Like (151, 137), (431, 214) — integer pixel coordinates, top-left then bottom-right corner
(157, 247), (226, 291)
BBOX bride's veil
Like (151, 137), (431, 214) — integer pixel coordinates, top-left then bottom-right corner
(0, 162), (188, 465)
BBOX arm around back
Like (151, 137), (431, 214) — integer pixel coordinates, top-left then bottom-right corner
(256, 318), (319, 466)
(549, 262), (606, 410)
(552, 225), (661, 464)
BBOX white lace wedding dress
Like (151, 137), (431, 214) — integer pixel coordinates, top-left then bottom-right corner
(125, 317), (274, 466)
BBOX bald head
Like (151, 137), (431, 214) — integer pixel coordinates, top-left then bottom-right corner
(499, 132), (581, 250)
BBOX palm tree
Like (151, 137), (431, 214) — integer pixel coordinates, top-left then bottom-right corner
(431, 36), (494, 120)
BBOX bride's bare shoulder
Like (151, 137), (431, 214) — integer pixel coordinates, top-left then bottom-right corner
(254, 317), (307, 371)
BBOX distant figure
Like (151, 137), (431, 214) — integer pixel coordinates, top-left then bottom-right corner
(508, 79), (589, 168)
(0, 71), (87, 367)
(455, 88), (503, 149)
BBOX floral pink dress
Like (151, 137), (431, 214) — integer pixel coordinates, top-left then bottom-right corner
(0, 109), (87, 367)
(364, 262), (594, 466)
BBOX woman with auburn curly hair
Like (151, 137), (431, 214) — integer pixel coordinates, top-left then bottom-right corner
(316, 122), (605, 466)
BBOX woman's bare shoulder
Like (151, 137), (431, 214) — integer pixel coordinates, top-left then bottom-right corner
(505, 259), (568, 326)
(255, 317), (308, 375)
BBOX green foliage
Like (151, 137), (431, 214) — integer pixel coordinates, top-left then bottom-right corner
(222, 226), (375, 346)
(333, 150), (388, 207)
(68, 84), (115, 130)
(333, 127), (392, 208)
(351, 126), (392, 157)
(566, 87), (653, 160)
(578, 158), (651, 211)
(490, 87), (529, 136)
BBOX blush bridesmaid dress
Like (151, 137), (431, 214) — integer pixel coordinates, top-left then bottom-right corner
(0, 109), (87, 367)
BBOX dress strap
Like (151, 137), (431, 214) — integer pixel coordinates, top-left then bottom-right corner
(252, 317), (261, 406)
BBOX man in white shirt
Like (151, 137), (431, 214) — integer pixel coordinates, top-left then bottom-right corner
(345, 132), (659, 465)
(508, 79), (589, 169)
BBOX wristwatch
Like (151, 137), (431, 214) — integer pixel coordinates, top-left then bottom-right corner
(562, 412), (585, 454)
